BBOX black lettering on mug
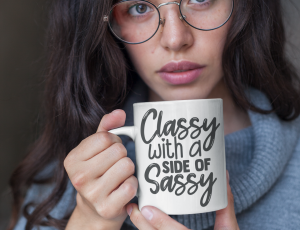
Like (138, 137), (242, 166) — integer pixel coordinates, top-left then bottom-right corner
(200, 172), (217, 207)
(174, 174), (186, 196)
(141, 109), (163, 144)
(203, 118), (220, 151)
(189, 140), (202, 157)
(144, 163), (160, 194)
(160, 175), (177, 192)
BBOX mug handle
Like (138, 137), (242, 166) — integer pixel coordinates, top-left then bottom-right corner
(108, 126), (138, 197)
(108, 126), (136, 141)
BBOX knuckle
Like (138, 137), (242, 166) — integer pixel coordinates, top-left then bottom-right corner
(97, 202), (115, 220)
(84, 187), (98, 204)
(116, 135), (123, 143)
(77, 135), (92, 150)
(95, 132), (113, 146)
(111, 133), (123, 144)
(96, 203), (106, 218)
(122, 179), (137, 198)
(64, 151), (76, 171)
(63, 156), (70, 170)
(71, 171), (87, 190)
(112, 142), (127, 158)
(120, 157), (135, 174)
(130, 175), (139, 187)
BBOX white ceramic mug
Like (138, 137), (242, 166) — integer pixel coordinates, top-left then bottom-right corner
(108, 99), (227, 215)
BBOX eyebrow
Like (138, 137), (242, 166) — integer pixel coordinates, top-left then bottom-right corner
(119, 0), (162, 4)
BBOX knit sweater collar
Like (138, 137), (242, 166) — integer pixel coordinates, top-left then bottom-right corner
(121, 77), (300, 229)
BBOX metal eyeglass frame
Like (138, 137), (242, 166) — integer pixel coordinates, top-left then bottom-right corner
(103, 0), (234, 45)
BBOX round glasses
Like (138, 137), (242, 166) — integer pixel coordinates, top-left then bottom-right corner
(103, 0), (234, 44)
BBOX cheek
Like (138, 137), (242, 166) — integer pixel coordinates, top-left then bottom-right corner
(203, 31), (228, 60)
(125, 43), (157, 77)
(203, 36), (227, 80)
(197, 22), (231, 71)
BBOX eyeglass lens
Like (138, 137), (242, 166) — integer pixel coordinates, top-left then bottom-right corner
(108, 0), (233, 44)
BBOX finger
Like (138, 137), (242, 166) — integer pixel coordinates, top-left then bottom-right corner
(137, 206), (189, 230)
(106, 175), (138, 213)
(74, 132), (122, 161)
(214, 170), (240, 230)
(97, 157), (135, 197)
(85, 142), (128, 178)
(71, 142), (128, 186)
(126, 203), (156, 230)
(97, 109), (126, 133)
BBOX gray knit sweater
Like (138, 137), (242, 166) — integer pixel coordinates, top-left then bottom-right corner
(14, 78), (300, 230)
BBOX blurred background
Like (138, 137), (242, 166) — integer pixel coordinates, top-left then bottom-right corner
(0, 0), (300, 229)
(0, 1), (47, 228)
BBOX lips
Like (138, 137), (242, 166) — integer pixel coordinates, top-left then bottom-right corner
(157, 61), (205, 73)
(157, 61), (205, 85)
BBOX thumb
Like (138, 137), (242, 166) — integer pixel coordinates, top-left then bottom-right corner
(214, 170), (240, 230)
(97, 109), (126, 133)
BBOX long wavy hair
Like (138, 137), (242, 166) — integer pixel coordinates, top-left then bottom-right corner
(8, 0), (300, 229)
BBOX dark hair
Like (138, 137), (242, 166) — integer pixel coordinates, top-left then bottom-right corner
(8, 0), (300, 229)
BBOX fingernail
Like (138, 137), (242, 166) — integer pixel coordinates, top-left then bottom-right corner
(127, 205), (133, 216)
(226, 170), (230, 183)
(141, 207), (153, 221)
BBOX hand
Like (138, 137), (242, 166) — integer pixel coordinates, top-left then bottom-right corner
(126, 170), (240, 230)
(64, 109), (138, 230)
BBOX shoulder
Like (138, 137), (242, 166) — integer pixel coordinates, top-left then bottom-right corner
(236, 130), (300, 229)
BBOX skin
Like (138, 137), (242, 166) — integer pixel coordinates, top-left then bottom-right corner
(123, 1), (245, 229)
(124, 1), (251, 135)
(65, 0), (249, 229)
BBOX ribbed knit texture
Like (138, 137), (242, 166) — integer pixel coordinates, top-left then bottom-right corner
(13, 77), (300, 230)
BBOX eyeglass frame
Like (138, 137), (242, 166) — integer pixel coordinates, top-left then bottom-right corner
(103, 0), (235, 45)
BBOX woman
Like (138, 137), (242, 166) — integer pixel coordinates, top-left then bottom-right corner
(8, 0), (300, 229)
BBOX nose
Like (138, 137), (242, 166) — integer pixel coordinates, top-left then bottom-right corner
(158, 2), (194, 52)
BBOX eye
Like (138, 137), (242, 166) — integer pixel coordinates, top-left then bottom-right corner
(190, 0), (208, 2)
(188, 0), (210, 5)
(128, 3), (152, 16)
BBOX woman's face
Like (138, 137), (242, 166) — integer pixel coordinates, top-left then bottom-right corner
(124, 1), (233, 101)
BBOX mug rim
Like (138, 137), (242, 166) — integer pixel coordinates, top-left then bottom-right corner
(133, 98), (222, 107)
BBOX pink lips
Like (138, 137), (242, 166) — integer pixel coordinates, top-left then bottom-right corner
(157, 61), (205, 85)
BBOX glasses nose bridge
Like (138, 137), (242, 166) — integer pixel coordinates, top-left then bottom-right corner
(157, 1), (184, 26)
(157, 1), (180, 9)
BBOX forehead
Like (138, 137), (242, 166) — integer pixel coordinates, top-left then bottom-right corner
(143, 0), (166, 4)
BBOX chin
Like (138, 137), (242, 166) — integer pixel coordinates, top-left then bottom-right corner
(158, 88), (212, 101)
(158, 78), (216, 99)
(147, 77), (219, 102)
